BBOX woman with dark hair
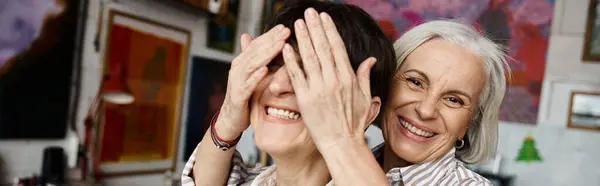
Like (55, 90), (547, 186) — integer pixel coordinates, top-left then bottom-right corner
(181, 1), (396, 185)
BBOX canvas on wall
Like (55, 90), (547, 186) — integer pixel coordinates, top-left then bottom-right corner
(183, 56), (230, 161)
(0, 0), (84, 139)
(97, 10), (190, 176)
(206, 0), (240, 53)
(337, 0), (554, 124)
(583, 0), (600, 62)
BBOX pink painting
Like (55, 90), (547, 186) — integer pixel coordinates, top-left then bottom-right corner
(337, 0), (554, 124)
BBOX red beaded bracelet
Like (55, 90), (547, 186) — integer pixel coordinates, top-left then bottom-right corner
(210, 111), (242, 150)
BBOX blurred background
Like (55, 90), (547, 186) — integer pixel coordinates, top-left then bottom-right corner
(0, 0), (599, 185)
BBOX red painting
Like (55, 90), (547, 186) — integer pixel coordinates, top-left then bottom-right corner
(100, 22), (186, 163)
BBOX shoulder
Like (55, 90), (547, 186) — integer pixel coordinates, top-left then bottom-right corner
(226, 151), (271, 185)
(448, 164), (493, 186)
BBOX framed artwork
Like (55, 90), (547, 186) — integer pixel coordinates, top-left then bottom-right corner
(96, 10), (191, 177)
(173, 0), (228, 14)
(206, 0), (240, 53)
(337, 0), (555, 124)
(567, 91), (600, 131)
(0, 0), (86, 139)
(182, 56), (230, 161)
(583, 0), (600, 61)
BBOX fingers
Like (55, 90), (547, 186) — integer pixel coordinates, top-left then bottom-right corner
(356, 57), (377, 98)
(240, 67), (268, 99)
(304, 8), (337, 83)
(319, 12), (354, 84)
(294, 19), (322, 86)
(282, 44), (308, 94)
(236, 25), (290, 72)
(240, 34), (253, 52)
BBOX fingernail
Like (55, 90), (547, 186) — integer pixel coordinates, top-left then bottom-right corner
(284, 44), (292, 52)
(295, 19), (304, 29)
(305, 8), (317, 19)
(370, 58), (377, 65)
(279, 28), (289, 38)
(320, 12), (331, 22)
(274, 24), (284, 31)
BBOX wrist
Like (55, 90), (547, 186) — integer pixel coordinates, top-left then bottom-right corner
(213, 116), (243, 141)
(315, 135), (368, 154)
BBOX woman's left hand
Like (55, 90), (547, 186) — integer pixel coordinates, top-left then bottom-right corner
(282, 8), (381, 148)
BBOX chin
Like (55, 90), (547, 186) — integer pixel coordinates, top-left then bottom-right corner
(252, 120), (313, 156)
(388, 140), (432, 163)
(250, 102), (313, 155)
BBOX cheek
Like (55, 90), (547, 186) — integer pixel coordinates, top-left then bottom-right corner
(389, 82), (424, 104)
(440, 110), (471, 137)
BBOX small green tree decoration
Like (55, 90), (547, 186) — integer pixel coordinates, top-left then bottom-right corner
(515, 133), (542, 163)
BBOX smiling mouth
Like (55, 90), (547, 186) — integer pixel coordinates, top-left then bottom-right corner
(399, 117), (436, 138)
(266, 106), (301, 120)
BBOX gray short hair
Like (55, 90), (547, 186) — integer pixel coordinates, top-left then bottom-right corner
(393, 20), (511, 164)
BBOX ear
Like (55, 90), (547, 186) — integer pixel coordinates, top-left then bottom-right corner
(365, 96), (382, 130)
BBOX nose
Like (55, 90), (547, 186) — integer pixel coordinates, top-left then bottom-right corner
(415, 95), (439, 120)
(267, 68), (294, 96)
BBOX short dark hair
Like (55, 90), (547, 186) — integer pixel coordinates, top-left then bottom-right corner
(264, 1), (396, 116)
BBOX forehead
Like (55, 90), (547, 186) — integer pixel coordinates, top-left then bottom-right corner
(401, 39), (486, 94)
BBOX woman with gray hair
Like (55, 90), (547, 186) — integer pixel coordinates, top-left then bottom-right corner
(290, 19), (511, 185)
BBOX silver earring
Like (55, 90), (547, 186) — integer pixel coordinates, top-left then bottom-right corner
(455, 139), (465, 149)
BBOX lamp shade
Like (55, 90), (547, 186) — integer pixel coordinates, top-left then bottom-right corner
(100, 73), (134, 105)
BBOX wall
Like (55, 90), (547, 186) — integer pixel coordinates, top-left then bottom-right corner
(493, 0), (600, 185)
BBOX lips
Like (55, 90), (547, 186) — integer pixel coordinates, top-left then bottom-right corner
(398, 116), (436, 138)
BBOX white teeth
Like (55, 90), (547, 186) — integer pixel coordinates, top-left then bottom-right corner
(267, 107), (301, 120)
(400, 118), (434, 138)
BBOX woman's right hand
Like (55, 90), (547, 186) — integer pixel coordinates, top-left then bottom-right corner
(214, 25), (291, 140)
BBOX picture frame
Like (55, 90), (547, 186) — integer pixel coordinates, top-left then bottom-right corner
(182, 56), (231, 161)
(95, 9), (191, 177)
(567, 91), (600, 131)
(582, 0), (600, 61)
(206, 0), (240, 53)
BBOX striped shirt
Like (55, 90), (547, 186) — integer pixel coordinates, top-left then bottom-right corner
(181, 143), (492, 186)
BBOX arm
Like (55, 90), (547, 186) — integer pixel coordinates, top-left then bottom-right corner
(183, 26), (291, 185)
(183, 122), (241, 186)
(318, 138), (388, 186)
(181, 129), (260, 186)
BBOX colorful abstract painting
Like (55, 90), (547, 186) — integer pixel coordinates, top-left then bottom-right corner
(98, 10), (190, 175)
(0, 0), (84, 139)
(338, 0), (554, 124)
(182, 56), (230, 161)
